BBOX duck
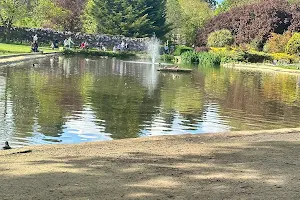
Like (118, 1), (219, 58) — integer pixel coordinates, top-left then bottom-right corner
(3, 141), (12, 150)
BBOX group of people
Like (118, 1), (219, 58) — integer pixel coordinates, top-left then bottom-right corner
(113, 41), (128, 52)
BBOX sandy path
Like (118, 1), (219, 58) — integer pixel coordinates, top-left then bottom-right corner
(0, 128), (300, 200)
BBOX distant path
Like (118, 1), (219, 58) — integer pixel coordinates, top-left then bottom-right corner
(223, 63), (300, 75)
(0, 128), (300, 199)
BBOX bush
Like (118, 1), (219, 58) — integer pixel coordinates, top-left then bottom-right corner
(207, 29), (234, 47)
(198, 52), (221, 66)
(160, 54), (175, 62)
(173, 45), (193, 56)
(62, 49), (136, 58)
(264, 32), (292, 53)
(181, 51), (221, 66)
(181, 51), (199, 64)
(243, 51), (272, 63)
(286, 32), (300, 55)
(271, 53), (299, 63)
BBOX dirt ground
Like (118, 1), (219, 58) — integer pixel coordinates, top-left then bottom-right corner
(0, 128), (300, 200)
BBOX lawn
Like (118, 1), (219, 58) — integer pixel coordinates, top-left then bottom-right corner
(0, 43), (60, 55)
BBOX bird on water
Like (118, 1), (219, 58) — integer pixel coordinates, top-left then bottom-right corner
(3, 141), (11, 150)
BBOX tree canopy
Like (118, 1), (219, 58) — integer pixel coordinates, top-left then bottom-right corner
(196, 0), (300, 48)
(85, 0), (169, 38)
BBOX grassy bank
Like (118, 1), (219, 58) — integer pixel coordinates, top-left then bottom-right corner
(0, 43), (60, 56)
(62, 49), (137, 59)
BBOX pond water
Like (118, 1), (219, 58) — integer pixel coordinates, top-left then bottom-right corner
(1, 56), (300, 147)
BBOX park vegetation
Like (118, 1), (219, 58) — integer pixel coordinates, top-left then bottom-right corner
(1, 0), (300, 67)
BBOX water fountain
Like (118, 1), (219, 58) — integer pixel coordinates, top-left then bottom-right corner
(147, 33), (160, 64)
(122, 33), (172, 66)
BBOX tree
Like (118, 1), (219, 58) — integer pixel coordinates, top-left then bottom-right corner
(14, 0), (67, 29)
(215, 0), (259, 15)
(54, 0), (87, 32)
(286, 32), (300, 54)
(263, 32), (292, 53)
(82, 0), (97, 33)
(166, 0), (213, 45)
(87, 0), (169, 38)
(207, 29), (234, 47)
(197, 0), (295, 48)
(0, 0), (26, 28)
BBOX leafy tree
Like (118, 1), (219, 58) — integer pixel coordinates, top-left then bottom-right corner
(0, 0), (26, 28)
(82, 0), (97, 33)
(54, 0), (87, 32)
(215, 0), (259, 15)
(197, 0), (295, 49)
(15, 0), (66, 29)
(166, 0), (184, 42)
(89, 0), (169, 38)
(166, 0), (213, 45)
(264, 32), (292, 53)
(207, 29), (234, 47)
(285, 32), (300, 54)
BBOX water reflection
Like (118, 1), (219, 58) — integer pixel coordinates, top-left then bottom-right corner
(0, 56), (300, 146)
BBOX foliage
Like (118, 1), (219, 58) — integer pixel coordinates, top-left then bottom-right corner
(212, 49), (245, 63)
(0, 0), (26, 28)
(270, 53), (299, 63)
(166, 0), (213, 45)
(62, 49), (136, 58)
(181, 51), (199, 63)
(178, 0), (213, 45)
(88, 0), (169, 38)
(14, 0), (66, 29)
(198, 52), (221, 66)
(214, 0), (259, 15)
(181, 51), (221, 66)
(197, 0), (299, 49)
(173, 45), (193, 56)
(160, 54), (175, 62)
(210, 47), (272, 63)
(53, 0), (87, 32)
(285, 32), (300, 55)
(242, 51), (272, 63)
(207, 29), (234, 47)
(82, 0), (97, 33)
(264, 32), (292, 53)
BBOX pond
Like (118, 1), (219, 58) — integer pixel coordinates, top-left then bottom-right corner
(1, 56), (300, 147)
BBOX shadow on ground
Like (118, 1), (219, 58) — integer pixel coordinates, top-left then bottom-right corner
(1, 141), (300, 200)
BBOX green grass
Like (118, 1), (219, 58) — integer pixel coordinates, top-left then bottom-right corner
(0, 43), (31, 54)
(0, 43), (60, 55)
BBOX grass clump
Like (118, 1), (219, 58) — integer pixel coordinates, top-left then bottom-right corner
(198, 52), (221, 66)
(181, 51), (221, 66)
(62, 49), (136, 59)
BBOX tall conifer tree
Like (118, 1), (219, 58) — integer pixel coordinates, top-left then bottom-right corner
(91, 0), (169, 38)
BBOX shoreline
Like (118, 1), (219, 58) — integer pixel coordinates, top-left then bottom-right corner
(0, 52), (59, 66)
(223, 62), (300, 75)
(1, 128), (300, 199)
